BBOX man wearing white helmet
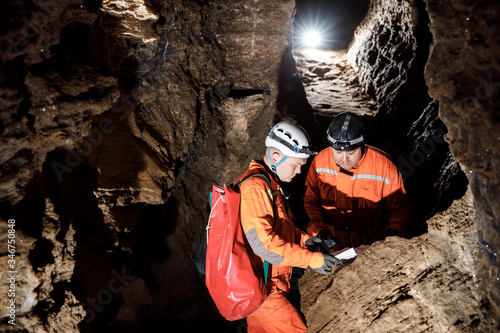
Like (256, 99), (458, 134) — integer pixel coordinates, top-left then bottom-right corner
(237, 118), (339, 332)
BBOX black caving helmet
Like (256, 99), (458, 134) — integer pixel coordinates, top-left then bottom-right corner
(326, 112), (365, 151)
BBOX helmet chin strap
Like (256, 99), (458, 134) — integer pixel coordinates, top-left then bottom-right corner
(268, 147), (289, 176)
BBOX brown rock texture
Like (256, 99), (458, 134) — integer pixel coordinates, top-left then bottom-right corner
(425, 0), (500, 325)
(293, 49), (377, 116)
(1, 0), (295, 331)
(0, 0), (499, 332)
(300, 188), (485, 332)
(292, 49), (378, 139)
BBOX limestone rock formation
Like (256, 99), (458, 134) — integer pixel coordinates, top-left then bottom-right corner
(1, 0), (295, 331)
(293, 49), (378, 126)
(300, 189), (482, 332)
(0, 0), (499, 332)
(425, 0), (500, 325)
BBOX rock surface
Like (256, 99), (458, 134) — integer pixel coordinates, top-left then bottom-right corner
(0, 0), (499, 332)
(1, 0), (295, 331)
(425, 0), (500, 325)
(300, 188), (484, 332)
(293, 49), (378, 131)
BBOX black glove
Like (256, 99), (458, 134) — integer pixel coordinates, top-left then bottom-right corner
(306, 231), (339, 253)
(318, 230), (339, 250)
(305, 236), (329, 253)
(312, 253), (340, 275)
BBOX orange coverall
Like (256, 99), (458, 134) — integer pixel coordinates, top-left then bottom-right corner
(238, 160), (324, 333)
(304, 146), (411, 248)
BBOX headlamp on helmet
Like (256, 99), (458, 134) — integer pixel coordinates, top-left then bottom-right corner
(327, 112), (364, 152)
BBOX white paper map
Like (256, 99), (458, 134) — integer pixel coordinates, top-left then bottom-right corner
(334, 248), (357, 260)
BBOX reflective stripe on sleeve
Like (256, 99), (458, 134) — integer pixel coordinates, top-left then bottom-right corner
(245, 228), (284, 266)
(351, 174), (391, 184)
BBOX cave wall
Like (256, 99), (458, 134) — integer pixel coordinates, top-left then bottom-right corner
(299, 0), (499, 331)
(347, 0), (468, 236)
(424, 0), (500, 325)
(1, 0), (499, 332)
(0, 0), (295, 331)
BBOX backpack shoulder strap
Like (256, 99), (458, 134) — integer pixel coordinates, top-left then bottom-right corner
(239, 173), (274, 200)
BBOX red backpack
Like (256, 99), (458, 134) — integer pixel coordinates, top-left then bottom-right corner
(205, 174), (271, 321)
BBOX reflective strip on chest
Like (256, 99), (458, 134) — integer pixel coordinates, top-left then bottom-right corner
(316, 168), (390, 184)
(351, 174), (390, 184)
(316, 168), (338, 176)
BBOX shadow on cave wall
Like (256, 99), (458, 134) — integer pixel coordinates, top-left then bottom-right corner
(30, 13), (180, 330)
(30, 141), (177, 333)
(6, 33), (180, 329)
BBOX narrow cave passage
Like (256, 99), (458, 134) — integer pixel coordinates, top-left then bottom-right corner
(280, 0), (468, 241)
(275, 2), (473, 330)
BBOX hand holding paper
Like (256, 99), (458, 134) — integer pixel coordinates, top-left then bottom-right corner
(333, 248), (357, 260)
(330, 245), (369, 260)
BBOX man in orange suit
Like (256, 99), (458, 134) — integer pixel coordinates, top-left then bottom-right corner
(239, 118), (339, 332)
(304, 112), (411, 254)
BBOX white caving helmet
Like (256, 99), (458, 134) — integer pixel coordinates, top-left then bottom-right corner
(265, 118), (314, 174)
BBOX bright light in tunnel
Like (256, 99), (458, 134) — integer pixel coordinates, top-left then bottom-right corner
(294, 23), (330, 50)
(293, 14), (333, 50)
(293, 0), (358, 51)
(303, 30), (322, 48)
